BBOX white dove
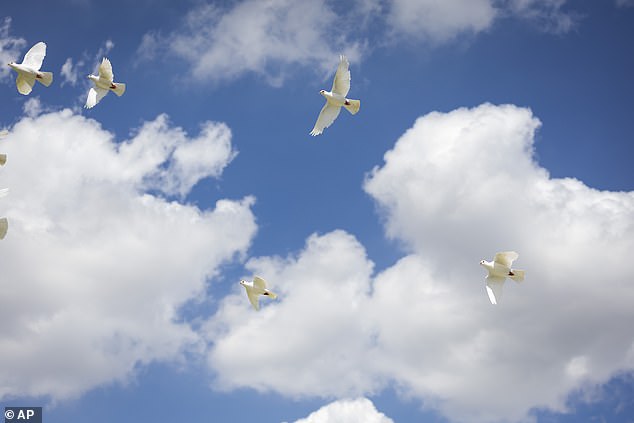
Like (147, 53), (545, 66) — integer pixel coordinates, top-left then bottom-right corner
(240, 276), (278, 311)
(85, 58), (126, 109)
(479, 251), (525, 304)
(0, 217), (7, 240)
(0, 130), (7, 166)
(8, 42), (53, 95)
(0, 188), (7, 240)
(310, 55), (360, 136)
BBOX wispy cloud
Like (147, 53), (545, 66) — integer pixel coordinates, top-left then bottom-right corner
(0, 17), (26, 82)
(137, 0), (362, 86)
(615, 0), (634, 7)
(506, 0), (578, 33)
(136, 0), (577, 86)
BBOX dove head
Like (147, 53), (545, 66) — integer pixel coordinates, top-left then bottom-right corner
(239, 280), (248, 287)
(480, 260), (492, 270)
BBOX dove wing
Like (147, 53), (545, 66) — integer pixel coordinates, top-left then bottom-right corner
(331, 55), (351, 97)
(99, 58), (114, 82)
(245, 287), (260, 311)
(16, 73), (36, 95)
(85, 87), (109, 109)
(486, 275), (506, 305)
(22, 42), (46, 71)
(253, 276), (268, 290)
(310, 102), (341, 136)
(494, 251), (519, 268)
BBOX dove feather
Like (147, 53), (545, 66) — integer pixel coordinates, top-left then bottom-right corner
(99, 58), (114, 82)
(22, 42), (46, 71)
(331, 55), (351, 97)
(494, 251), (519, 268)
(310, 103), (341, 136)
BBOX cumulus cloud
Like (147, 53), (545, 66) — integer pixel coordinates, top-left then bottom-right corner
(293, 398), (394, 423)
(138, 0), (362, 86)
(206, 230), (380, 397)
(205, 104), (634, 423)
(0, 17), (26, 82)
(0, 110), (256, 400)
(119, 114), (236, 197)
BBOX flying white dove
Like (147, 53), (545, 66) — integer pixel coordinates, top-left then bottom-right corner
(0, 130), (7, 166)
(240, 276), (278, 311)
(0, 217), (7, 240)
(85, 58), (126, 109)
(479, 251), (525, 304)
(0, 189), (7, 240)
(310, 55), (360, 136)
(8, 42), (53, 95)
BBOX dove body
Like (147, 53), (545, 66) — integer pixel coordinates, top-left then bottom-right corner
(479, 251), (525, 304)
(8, 42), (53, 95)
(85, 58), (126, 108)
(310, 55), (360, 136)
(88, 73), (117, 91)
(320, 90), (347, 106)
(240, 276), (278, 311)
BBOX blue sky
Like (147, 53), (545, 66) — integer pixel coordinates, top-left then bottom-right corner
(1, 1), (633, 422)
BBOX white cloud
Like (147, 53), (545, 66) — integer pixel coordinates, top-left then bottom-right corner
(118, 114), (237, 197)
(60, 57), (80, 86)
(0, 17), (26, 82)
(293, 398), (394, 423)
(615, 0), (634, 7)
(385, 0), (498, 42)
(505, 0), (576, 33)
(0, 110), (256, 400)
(137, 0), (362, 85)
(22, 97), (44, 118)
(206, 230), (380, 397)
(137, 0), (577, 85)
(205, 104), (634, 423)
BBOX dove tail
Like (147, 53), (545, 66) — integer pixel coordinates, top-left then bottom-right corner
(37, 72), (53, 87)
(112, 82), (126, 97)
(509, 269), (525, 283)
(344, 99), (360, 115)
(266, 291), (278, 300)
